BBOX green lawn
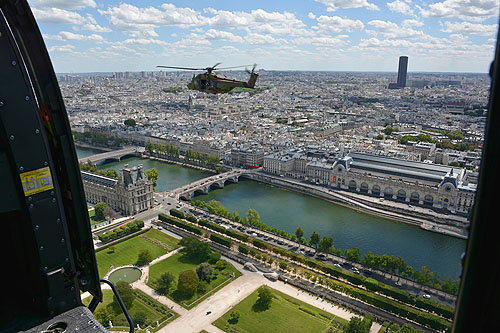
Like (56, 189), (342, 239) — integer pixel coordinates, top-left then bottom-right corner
(82, 288), (178, 332)
(147, 251), (242, 309)
(213, 287), (347, 333)
(96, 228), (180, 277)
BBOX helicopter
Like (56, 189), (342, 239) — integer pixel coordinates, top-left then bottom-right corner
(157, 63), (259, 94)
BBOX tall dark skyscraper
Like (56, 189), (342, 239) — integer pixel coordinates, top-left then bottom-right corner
(397, 56), (408, 88)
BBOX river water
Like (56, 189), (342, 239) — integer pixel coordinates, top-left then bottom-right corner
(76, 146), (466, 280)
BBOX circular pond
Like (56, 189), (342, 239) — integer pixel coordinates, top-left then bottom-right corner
(108, 267), (142, 284)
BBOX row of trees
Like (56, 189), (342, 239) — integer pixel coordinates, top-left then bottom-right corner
(190, 200), (459, 294)
(184, 149), (220, 169)
(145, 140), (180, 159)
(80, 160), (119, 179)
(145, 140), (220, 169)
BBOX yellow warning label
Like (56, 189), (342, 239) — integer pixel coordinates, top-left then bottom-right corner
(20, 166), (54, 196)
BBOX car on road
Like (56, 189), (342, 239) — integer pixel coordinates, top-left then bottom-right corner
(394, 281), (402, 286)
(333, 263), (342, 268)
(422, 294), (431, 299)
(352, 267), (360, 274)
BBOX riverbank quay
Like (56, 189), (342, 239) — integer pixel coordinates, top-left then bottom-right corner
(153, 220), (443, 332)
(246, 172), (468, 240)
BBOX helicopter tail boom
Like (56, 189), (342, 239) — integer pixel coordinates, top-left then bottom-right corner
(245, 64), (259, 88)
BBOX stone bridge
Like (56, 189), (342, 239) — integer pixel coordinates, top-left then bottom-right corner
(170, 169), (255, 201)
(78, 146), (145, 165)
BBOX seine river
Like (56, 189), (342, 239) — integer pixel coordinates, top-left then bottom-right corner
(76, 146), (466, 280)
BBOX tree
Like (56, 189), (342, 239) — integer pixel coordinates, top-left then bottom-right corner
(104, 169), (119, 179)
(145, 168), (159, 190)
(255, 285), (272, 310)
(94, 202), (109, 221)
(114, 281), (135, 310)
(208, 251), (221, 264)
(124, 118), (136, 127)
(295, 227), (304, 242)
(156, 272), (175, 295)
(215, 259), (227, 270)
(345, 247), (361, 263)
(180, 236), (211, 260)
(197, 280), (209, 294)
(196, 263), (213, 282)
(246, 209), (261, 226)
(310, 232), (321, 249)
(319, 236), (333, 252)
(103, 205), (116, 220)
(94, 307), (114, 326)
(133, 311), (147, 326)
(136, 249), (153, 266)
(177, 270), (199, 296)
(229, 310), (240, 324)
(343, 316), (371, 333)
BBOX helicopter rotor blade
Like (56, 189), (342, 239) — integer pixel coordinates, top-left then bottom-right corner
(157, 65), (205, 71)
(217, 64), (255, 70)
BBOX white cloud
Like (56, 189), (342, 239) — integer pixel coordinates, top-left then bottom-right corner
(314, 15), (364, 34)
(294, 35), (348, 47)
(47, 44), (76, 53)
(205, 29), (244, 42)
(99, 3), (202, 36)
(387, 0), (414, 16)
(32, 7), (85, 24)
(419, 0), (500, 21)
(245, 32), (281, 45)
(123, 38), (168, 46)
(314, 0), (379, 12)
(28, 0), (96, 10)
(44, 31), (105, 42)
(441, 21), (498, 36)
(308, 12), (316, 19)
(368, 20), (428, 40)
(402, 19), (424, 28)
(203, 8), (306, 31)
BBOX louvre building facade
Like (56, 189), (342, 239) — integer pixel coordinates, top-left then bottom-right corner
(81, 164), (154, 216)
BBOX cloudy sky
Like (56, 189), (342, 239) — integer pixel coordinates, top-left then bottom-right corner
(28, 0), (500, 73)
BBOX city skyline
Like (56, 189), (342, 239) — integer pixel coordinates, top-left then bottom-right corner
(30, 0), (500, 73)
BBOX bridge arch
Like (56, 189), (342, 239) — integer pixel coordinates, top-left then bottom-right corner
(96, 157), (120, 166)
(120, 153), (138, 161)
(384, 187), (393, 198)
(397, 189), (407, 201)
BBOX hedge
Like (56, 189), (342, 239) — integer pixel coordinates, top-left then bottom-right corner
(238, 244), (249, 254)
(169, 208), (185, 219)
(225, 229), (249, 242)
(253, 238), (271, 250)
(186, 214), (197, 223)
(97, 219), (144, 243)
(210, 233), (232, 248)
(158, 213), (202, 235)
(198, 219), (226, 234)
(322, 275), (451, 331)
